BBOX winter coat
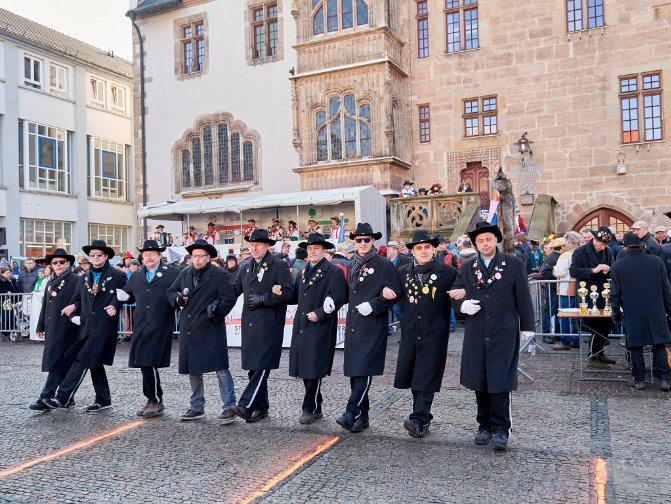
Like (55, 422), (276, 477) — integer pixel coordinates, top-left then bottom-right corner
(569, 240), (613, 333)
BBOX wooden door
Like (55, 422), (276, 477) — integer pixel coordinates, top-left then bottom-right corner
(573, 208), (633, 237)
(460, 162), (490, 209)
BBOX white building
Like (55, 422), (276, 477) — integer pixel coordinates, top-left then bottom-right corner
(0, 8), (135, 261)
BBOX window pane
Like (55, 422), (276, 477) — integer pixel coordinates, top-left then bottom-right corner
(203, 126), (213, 185)
(181, 150), (191, 188)
(587, 0), (604, 29)
(255, 24), (266, 59)
(446, 12), (460, 53)
(101, 150), (117, 178)
(356, 0), (368, 25)
(313, 6), (324, 34)
(642, 73), (661, 90)
(38, 137), (56, 169)
(316, 111), (328, 161)
(243, 141), (254, 181)
(342, 0), (353, 29)
(464, 8), (479, 50)
(644, 93), (662, 141)
(218, 124), (229, 184)
(464, 99), (478, 114)
(231, 133), (241, 182)
(620, 97), (639, 143)
(418, 18), (429, 58)
(567, 1), (583, 32)
(620, 77), (637, 93)
(327, 0), (338, 31)
(483, 115), (497, 135)
(269, 21), (279, 56)
(192, 138), (202, 186)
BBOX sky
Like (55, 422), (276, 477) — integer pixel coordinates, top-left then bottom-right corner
(0, 0), (133, 60)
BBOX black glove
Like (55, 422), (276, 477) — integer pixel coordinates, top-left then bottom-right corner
(207, 300), (220, 320)
(247, 294), (265, 310)
(175, 294), (188, 307)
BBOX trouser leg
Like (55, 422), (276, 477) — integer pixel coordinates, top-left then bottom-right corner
(54, 350), (89, 407)
(141, 366), (163, 403)
(589, 319), (612, 358)
(346, 376), (372, 420)
(39, 371), (65, 400)
(488, 392), (512, 436)
(216, 369), (236, 407)
(188, 374), (205, 412)
(302, 378), (322, 414)
(409, 390), (434, 427)
(629, 346), (646, 381)
(652, 344), (671, 380)
(239, 369), (270, 411)
(475, 390), (492, 432)
(90, 366), (111, 405)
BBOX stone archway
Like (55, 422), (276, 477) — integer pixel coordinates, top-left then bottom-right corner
(559, 193), (640, 234)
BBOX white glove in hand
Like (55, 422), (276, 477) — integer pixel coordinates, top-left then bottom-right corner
(521, 331), (535, 342)
(460, 299), (481, 315)
(71, 316), (81, 326)
(116, 289), (130, 302)
(323, 296), (335, 314)
(356, 302), (373, 316)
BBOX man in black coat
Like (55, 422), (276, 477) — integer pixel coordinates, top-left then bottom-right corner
(393, 231), (457, 438)
(167, 239), (238, 421)
(29, 249), (79, 411)
(569, 226), (615, 367)
(449, 222), (534, 451)
(610, 233), (671, 391)
(232, 229), (295, 423)
(629, 221), (660, 257)
(116, 240), (180, 418)
(43, 240), (126, 412)
(288, 233), (348, 424)
(336, 223), (402, 433)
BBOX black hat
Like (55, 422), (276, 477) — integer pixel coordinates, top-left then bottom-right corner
(155, 224), (165, 230)
(44, 248), (76, 265)
(664, 211), (671, 220)
(244, 228), (276, 245)
(406, 230), (439, 249)
(349, 222), (382, 240)
(298, 233), (334, 249)
(468, 221), (503, 243)
(622, 232), (642, 248)
(138, 239), (166, 253)
(403, 180), (414, 186)
(186, 239), (218, 258)
(295, 248), (307, 260)
(590, 226), (612, 244)
(225, 254), (237, 261)
(82, 239), (116, 258)
(436, 235), (450, 244)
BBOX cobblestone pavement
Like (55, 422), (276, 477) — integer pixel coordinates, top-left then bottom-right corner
(0, 332), (669, 503)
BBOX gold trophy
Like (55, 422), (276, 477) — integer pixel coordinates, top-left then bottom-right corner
(589, 285), (600, 314)
(578, 281), (589, 315)
(601, 283), (611, 313)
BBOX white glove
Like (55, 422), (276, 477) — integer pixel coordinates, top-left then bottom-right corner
(116, 289), (130, 302)
(356, 302), (373, 316)
(521, 331), (535, 342)
(323, 296), (335, 314)
(71, 316), (81, 326)
(460, 299), (481, 315)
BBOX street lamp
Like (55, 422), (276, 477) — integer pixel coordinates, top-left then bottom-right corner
(516, 132), (533, 160)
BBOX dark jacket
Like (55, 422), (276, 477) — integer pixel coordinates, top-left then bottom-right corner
(394, 260), (457, 392)
(288, 259), (348, 379)
(610, 250), (671, 347)
(124, 265), (180, 368)
(18, 267), (39, 293)
(233, 251), (295, 370)
(0, 277), (17, 294)
(539, 250), (560, 280)
(608, 238), (624, 259)
(452, 252), (534, 393)
(167, 263), (237, 374)
(36, 270), (80, 372)
(343, 253), (402, 377)
(390, 253), (412, 270)
(641, 232), (661, 256)
(69, 264), (127, 368)
(660, 243), (671, 287)
(513, 244), (530, 274)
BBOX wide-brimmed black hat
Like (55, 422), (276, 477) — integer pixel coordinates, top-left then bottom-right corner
(82, 240), (116, 258)
(590, 226), (612, 244)
(44, 248), (76, 265)
(403, 180), (414, 186)
(298, 233), (334, 249)
(138, 239), (166, 253)
(186, 239), (218, 258)
(244, 228), (276, 245)
(468, 221), (503, 243)
(155, 224), (165, 230)
(406, 230), (439, 249)
(349, 222), (382, 240)
(622, 232), (642, 248)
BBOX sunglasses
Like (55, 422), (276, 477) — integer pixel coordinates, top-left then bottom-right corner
(51, 260), (68, 265)
(88, 252), (106, 258)
(355, 237), (372, 244)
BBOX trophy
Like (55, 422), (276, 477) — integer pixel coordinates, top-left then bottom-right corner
(601, 283), (611, 313)
(589, 285), (600, 313)
(578, 281), (589, 315)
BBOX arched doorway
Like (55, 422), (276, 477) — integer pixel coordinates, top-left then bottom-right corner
(573, 208), (634, 236)
(460, 162), (490, 209)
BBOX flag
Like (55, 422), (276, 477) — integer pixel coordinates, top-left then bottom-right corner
(168, 248), (182, 264)
(487, 189), (500, 226)
(338, 214), (346, 243)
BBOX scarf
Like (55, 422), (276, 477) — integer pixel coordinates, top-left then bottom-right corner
(349, 246), (377, 289)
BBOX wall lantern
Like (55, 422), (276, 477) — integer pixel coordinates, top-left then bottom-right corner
(516, 132), (533, 159)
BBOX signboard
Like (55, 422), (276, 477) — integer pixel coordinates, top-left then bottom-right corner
(510, 159), (545, 192)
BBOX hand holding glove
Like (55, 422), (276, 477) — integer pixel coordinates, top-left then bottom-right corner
(460, 299), (481, 315)
(207, 300), (220, 320)
(71, 316), (81, 326)
(116, 289), (130, 302)
(323, 296), (335, 314)
(247, 294), (265, 310)
(356, 302), (373, 316)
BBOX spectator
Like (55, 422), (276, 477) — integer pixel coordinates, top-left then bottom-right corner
(286, 220), (299, 241)
(179, 254), (192, 270)
(458, 238), (477, 263)
(291, 247), (308, 281)
(377, 245), (388, 258)
(607, 226), (624, 259)
(418, 188), (428, 196)
(33, 267), (50, 293)
(274, 241), (292, 267)
(428, 183), (443, 195)
(401, 180), (417, 197)
(629, 221), (660, 257)
(551, 231), (581, 350)
(18, 258), (40, 293)
(513, 234), (530, 273)
(580, 227), (593, 244)
(457, 181), (473, 193)
(540, 237), (563, 343)
(11, 261), (20, 278)
(73, 266), (85, 276)
(0, 267), (18, 341)
(76, 254), (91, 272)
(224, 254), (240, 281)
(435, 236), (460, 269)
(654, 225), (669, 246)
(331, 244), (350, 267)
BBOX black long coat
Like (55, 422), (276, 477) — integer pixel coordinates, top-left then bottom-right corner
(233, 252), (295, 370)
(610, 250), (671, 347)
(36, 270), (80, 372)
(124, 265), (180, 368)
(288, 259), (348, 379)
(569, 241), (614, 333)
(167, 264), (237, 374)
(69, 265), (127, 368)
(453, 252), (534, 393)
(394, 260), (457, 392)
(343, 253), (402, 377)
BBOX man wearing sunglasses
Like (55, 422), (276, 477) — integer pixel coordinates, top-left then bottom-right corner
(29, 249), (79, 411)
(44, 240), (127, 413)
(336, 223), (402, 433)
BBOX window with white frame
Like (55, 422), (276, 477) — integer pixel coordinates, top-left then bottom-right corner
(88, 224), (128, 255)
(88, 137), (128, 200)
(110, 84), (126, 114)
(20, 218), (72, 259)
(24, 54), (43, 89)
(22, 121), (70, 193)
(49, 63), (67, 97)
(90, 76), (106, 107)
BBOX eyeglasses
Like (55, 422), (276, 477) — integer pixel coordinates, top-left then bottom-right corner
(51, 260), (68, 265)
(191, 253), (210, 259)
(88, 253), (105, 258)
(355, 237), (372, 244)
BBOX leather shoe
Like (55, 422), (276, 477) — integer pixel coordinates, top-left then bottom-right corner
(492, 432), (509, 451)
(587, 357), (611, 368)
(247, 409), (269, 423)
(632, 380), (646, 390)
(658, 379), (670, 391)
(403, 419), (428, 438)
(234, 405), (252, 421)
(29, 401), (48, 411)
(597, 354), (616, 365)
(143, 402), (165, 418)
(336, 413), (354, 431)
(351, 416), (365, 433)
(299, 411), (323, 425)
(551, 343), (571, 351)
(474, 430), (491, 445)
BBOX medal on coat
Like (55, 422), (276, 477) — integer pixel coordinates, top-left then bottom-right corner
(157, 272), (163, 277)
(422, 286), (429, 294)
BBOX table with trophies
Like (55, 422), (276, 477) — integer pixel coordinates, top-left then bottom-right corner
(557, 281), (629, 381)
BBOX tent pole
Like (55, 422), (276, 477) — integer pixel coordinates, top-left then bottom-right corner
(296, 206), (299, 237)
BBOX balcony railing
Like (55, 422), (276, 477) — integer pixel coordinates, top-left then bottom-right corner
(389, 193), (480, 238)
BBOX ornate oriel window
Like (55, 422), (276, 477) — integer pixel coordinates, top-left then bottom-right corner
(315, 94), (372, 162)
(175, 114), (260, 193)
(312, 0), (368, 35)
